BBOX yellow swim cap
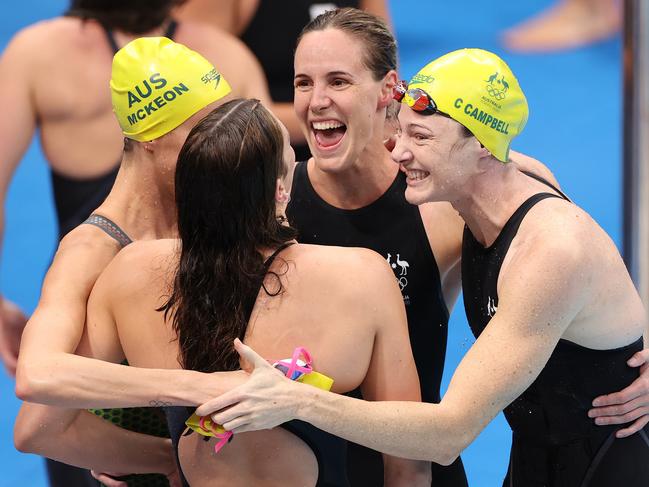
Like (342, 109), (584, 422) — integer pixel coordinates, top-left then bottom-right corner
(408, 49), (528, 162)
(110, 37), (232, 142)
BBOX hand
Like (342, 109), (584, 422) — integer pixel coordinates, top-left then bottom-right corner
(90, 470), (129, 487)
(588, 349), (649, 438)
(195, 339), (300, 433)
(0, 298), (28, 376)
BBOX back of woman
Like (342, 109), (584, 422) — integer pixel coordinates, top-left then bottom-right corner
(86, 99), (427, 486)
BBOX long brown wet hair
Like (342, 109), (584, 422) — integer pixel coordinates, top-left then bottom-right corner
(161, 99), (296, 372)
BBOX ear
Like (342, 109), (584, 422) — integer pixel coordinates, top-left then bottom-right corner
(476, 142), (492, 161)
(142, 139), (158, 153)
(378, 70), (398, 110)
(275, 178), (290, 204)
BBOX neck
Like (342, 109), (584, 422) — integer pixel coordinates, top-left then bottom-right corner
(308, 140), (398, 209)
(95, 153), (177, 240)
(451, 163), (544, 247)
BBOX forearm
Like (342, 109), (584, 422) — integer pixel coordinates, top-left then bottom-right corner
(17, 407), (173, 474)
(16, 353), (237, 408)
(296, 385), (469, 465)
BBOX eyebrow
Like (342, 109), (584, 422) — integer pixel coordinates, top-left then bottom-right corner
(294, 70), (354, 79)
(407, 123), (433, 132)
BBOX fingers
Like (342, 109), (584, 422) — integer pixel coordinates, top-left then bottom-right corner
(234, 338), (271, 370)
(616, 415), (649, 438)
(195, 390), (245, 417)
(592, 380), (645, 407)
(589, 396), (646, 419)
(90, 471), (128, 487)
(628, 349), (649, 368)
(210, 402), (253, 428)
(592, 406), (649, 427)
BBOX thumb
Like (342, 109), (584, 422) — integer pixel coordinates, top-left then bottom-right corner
(234, 338), (269, 370)
(627, 350), (648, 367)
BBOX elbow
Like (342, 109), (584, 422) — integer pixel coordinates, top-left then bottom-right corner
(431, 425), (473, 466)
(15, 361), (55, 403)
(435, 450), (460, 467)
(14, 413), (41, 454)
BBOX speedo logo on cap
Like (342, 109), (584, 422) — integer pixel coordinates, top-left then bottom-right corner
(454, 98), (510, 135)
(125, 73), (190, 126)
(201, 68), (223, 89)
(410, 73), (435, 85)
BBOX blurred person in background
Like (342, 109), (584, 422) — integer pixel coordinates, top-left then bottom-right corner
(502, 0), (621, 52)
(175, 0), (390, 161)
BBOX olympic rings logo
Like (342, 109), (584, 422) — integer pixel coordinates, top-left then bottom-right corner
(486, 84), (507, 100)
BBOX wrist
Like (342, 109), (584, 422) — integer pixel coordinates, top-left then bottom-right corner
(293, 381), (320, 422)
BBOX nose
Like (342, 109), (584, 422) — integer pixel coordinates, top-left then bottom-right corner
(390, 133), (413, 166)
(309, 83), (332, 113)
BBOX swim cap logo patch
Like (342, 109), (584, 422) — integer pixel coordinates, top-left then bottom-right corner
(126, 73), (190, 126)
(410, 73), (435, 85)
(485, 72), (509, 101)
(201, 68), (223, 90)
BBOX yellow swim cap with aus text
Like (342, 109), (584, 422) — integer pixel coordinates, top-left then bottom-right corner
(110, 37), (231, 142)
(408, 49), (528, 162)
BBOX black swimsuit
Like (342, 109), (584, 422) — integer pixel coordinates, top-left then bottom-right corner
(164, 244), (348, 487)
(287, 161), (468, 486)
(461, 173), (649, 487)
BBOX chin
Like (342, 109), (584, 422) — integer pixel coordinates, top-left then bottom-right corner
(311, 150), (355, 174)
(404, 187), (431, 206)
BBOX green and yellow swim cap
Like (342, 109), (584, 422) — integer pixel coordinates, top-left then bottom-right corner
(408, 49), (528, 162)
(110, 37), (231, 142)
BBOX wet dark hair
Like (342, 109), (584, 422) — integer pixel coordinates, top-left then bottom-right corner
(161, 99), (296, 373)
(65, 0), (186, 33)
(298, 7), (397, 81)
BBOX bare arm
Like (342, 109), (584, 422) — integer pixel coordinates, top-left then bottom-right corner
(0, 28), (39, 375)
(15, 230), (240, 408)
(200, 230), (588, 464)
(419, 201), (464, 312)
(15, 404), (175, 476)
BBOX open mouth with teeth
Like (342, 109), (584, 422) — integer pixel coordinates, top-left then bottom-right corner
(312, 120), (347, 149)
(405, 169), (430, 182)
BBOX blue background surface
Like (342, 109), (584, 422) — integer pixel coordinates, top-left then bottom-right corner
(0, 0), (621, 485)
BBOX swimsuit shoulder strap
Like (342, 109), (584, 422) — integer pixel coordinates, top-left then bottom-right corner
(520, 170), (571, 202)
(103, 19), (178, 55)
(82, 214), (133, 248)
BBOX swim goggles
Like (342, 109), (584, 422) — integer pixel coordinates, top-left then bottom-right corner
(393, 80), (439, 115)
(185, 346), (334, 454)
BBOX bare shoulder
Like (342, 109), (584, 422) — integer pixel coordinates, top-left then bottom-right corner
(287, 244), (395, 292)
(104, 239), (177, 285)
(3, 18), (85, 57)
(178, 21), (254, 64)
(513, 199), (600, 273)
